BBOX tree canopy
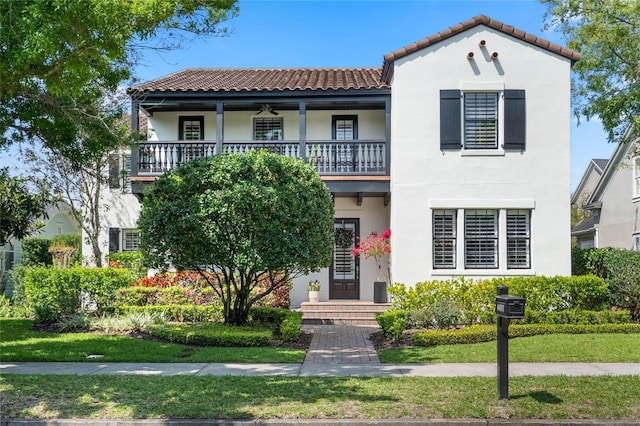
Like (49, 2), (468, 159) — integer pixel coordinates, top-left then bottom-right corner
(0, 0), (238, 160)
(138, 151), (335, 324)
(0, 168), (50, 246)
(542, 0), (640, 142)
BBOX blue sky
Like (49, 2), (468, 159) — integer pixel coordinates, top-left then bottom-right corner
(134, 0), (616, 192)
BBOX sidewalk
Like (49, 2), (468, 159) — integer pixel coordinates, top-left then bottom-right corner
(1, 325), (639, 377)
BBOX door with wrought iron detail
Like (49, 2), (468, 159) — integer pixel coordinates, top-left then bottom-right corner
(330, 219), (360, 299)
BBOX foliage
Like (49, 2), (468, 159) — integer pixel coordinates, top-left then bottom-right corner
(21, 238), (52, 266)
(0, 0), (238, 161)
(542, 0), (640, 142)
(576, 247), (640, 320)
(279, 311), (303, 342)
(5, 264), (29, 304)
(147, 323), (273, 347)
(353, 229), (391, 280)
(388, 275), (610, 326)
(249, 307), (290, 327)
(413, 323), (640, 347)
(114, 284), (218, 307)
(108, 251), (146, 278)
(50, 233), (83, 266)
(0, 295), (28, 318)
(522, 309), (631, 325)
(308, 280), (321, 291)
(0, 169), (50, 246)
(23, 266), (136, 323)
(113, 305), (224, 323)
(88, 311), (167, 334)
(138, 151), (335, 324)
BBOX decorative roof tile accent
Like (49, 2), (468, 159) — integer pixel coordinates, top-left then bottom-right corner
(130, 68), (388, 94)
(381, 14), (581, 82)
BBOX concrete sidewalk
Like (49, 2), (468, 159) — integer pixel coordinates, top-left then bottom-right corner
(1, 361), (639, 377)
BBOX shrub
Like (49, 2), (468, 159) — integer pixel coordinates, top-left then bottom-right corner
(112, 305), (224, 323)
(6, 264), (30, 304)
(249, 307), (290, 327)
(279, 311), (302, 342)
(50, 234), (82, 266)
(0, 295), (29, 318)
(114, 285), (218, 307)
(147, 323), (273, 347)
(21, 238), (52, 266)
(523, 309), (631, 325)
(108, 251), (147, 278)
(23, 266), (136, 323)
(89, 311), (167, 333)
(413, 323), (640, 346)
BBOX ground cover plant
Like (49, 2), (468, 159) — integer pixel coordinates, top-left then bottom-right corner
(0, 319), (306, 363)
(1, 375), (639, 420)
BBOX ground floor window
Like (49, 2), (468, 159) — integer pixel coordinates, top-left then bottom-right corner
(109, 227), (140, 252)
(633, 233), (640, 252)
(432, 208), (531, 270)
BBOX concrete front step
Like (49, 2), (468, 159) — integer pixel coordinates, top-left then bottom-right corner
(300, 301), (391, 326)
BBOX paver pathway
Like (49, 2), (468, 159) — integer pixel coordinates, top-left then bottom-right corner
(302, 325), (380, 364)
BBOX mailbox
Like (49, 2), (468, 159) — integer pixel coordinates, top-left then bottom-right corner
(496, 294), (526, 319)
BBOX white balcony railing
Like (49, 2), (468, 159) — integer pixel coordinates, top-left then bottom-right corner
(136, 140), (387, 175)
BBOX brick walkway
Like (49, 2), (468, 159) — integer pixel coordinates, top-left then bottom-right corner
(302, 325), (380, 364)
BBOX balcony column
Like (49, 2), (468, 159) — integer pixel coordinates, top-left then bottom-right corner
(216, 101), (224, 154)
(299, 101), (307, 162)
(385, 98), (391, 175)
(130, 99), (140, 176)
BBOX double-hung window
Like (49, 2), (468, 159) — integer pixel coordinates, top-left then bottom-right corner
(122, 229), (140, 251)
(464, 210), (498, 268)
(440, 89), (525, 151)
(254, 117), (283, 141)
(433, 210), (457, 269)
(464, 93), (498, 149)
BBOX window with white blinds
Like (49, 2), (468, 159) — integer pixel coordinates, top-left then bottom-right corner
(179, 116), (204, 140)
(507, 210), (530, 269)
(433, 210), (456, 269)
(464, 209), (498, 268)
(254, 117), (283, 141)
(464, 93), (498, 149)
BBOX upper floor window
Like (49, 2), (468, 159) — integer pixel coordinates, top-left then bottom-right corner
(332, 115), (358, 140)
(464, 93), (498, 149)
(108, 153), (131, 190)
(179, 116), (204, 140)
(254, 117), (283, 141)
(633, 156), (640, 198)
(440, 89), (526, 151)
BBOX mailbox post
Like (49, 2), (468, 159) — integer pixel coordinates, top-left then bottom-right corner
(495, 285), (525, 400)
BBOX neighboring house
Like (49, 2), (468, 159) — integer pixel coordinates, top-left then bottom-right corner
(2, 203), (81, 293)
(92, 15), (579, 308)
(571, 128), (640, 250)
(570, 158), (609, 249)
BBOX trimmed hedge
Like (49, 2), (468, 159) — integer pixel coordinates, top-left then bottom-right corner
(147, 323), (273, 347)
(23, 266), (136, 322)
(413, 323), (640, 347)
(279, 311), (302, 342)
(112, 304), (224, 323)
(114, 285), (218, 307)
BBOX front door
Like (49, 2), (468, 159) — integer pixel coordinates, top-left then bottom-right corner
(330, 219), (359, 299)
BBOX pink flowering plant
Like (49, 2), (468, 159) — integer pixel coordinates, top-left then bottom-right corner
(353, 229), (391, 281)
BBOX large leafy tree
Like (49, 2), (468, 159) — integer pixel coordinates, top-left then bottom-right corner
(542, 0), (640, 142)
(0, 0), (238, 160)
(0, 168), (50, 246)
(138, 151), (335, 325)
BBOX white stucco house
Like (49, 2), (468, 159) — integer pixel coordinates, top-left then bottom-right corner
(572, 128), (640, 250)
(88, 15), (580, 313)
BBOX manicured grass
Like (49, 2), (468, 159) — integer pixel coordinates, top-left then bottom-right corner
(378, 333), (640, 363)
(0, 319), (305, 363)
(1, 374), (639, 420)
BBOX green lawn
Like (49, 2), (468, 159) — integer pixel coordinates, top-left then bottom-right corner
(0, 319), (305, 363)
(378, 333), (640, 363)
(1, 375), (639, 420)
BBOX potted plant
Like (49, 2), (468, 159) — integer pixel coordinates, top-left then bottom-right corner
(308, 280), (321, 303)
(353, 229), (391, 303)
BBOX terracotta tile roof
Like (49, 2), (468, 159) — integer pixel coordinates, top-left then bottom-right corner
(382, 14), (581, 82)
(130, 68), (388, 94)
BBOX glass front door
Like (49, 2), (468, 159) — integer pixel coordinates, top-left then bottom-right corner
(330, 219), (359, 299)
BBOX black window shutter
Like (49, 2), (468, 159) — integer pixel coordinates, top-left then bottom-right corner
(440, 90), (462, 150)
(108, 154), (120, 188)
(504, 90), (526, 150)
(108, 228), (120, 252)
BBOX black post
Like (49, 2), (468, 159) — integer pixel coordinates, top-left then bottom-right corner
(497, 285), (510, 400)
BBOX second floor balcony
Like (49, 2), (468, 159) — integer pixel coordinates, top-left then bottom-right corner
(135, 139), (388, 176)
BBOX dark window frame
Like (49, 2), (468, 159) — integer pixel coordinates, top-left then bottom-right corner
(253, 117), (284, 141)
(332, 115), (358, 140)
(179, 116), (204, 140)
